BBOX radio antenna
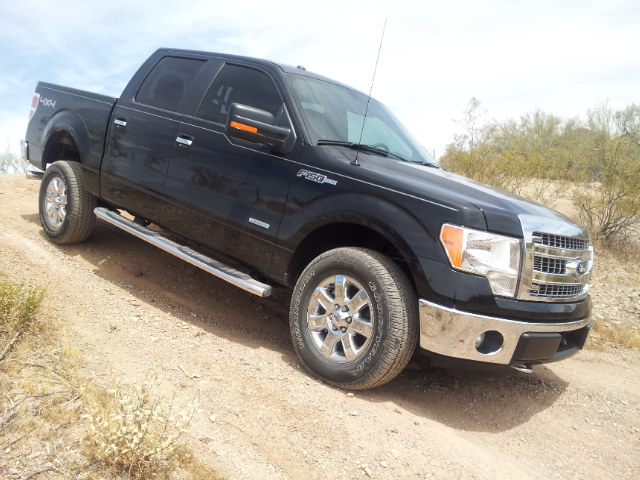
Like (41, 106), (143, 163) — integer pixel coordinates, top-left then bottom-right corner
(353, 17), (387, 167)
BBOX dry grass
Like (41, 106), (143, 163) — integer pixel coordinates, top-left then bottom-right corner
(83, 378), (199, 479)
(0, 280), (44, 361)
(591, 234), (640, 263)
(590, 321), (640, 350)
(0, 277), (223, 480)
(580, 249), (640, 352)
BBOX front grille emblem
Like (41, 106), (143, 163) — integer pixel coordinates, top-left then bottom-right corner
(576, 261), (588, 275)
(565, 259), (590, 278)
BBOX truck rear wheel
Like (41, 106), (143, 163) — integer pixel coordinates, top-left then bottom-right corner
(39, 161), (96, 244)
(290, 247), (418, 390)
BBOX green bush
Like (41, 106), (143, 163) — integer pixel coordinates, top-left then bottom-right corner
(572, 136), (640, 245)
(0, 280), (45, 361)
(442, 143), (566, 205)
(442, 101), (640, 250)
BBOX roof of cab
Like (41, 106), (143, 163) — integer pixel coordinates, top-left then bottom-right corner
(155, 48), (362, 94)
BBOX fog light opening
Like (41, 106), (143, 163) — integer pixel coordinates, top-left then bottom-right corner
(475, 330), (504, 355)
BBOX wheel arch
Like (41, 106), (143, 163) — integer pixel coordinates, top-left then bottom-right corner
(41, 110), (89, 168)
(284, 215), (428, 296)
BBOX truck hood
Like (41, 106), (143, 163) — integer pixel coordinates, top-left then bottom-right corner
(360, 156), (583, 238)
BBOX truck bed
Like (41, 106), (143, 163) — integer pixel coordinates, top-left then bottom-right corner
(26, 82), (117, 182)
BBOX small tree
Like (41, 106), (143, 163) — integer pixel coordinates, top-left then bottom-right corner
(452, 97), (485, 153)
(0, 146), (27, 174)
(617, 104), (640, 148)
(442, 101), (640, 251)
(442, 100), (565, 205)
(572, 135), (640, 245)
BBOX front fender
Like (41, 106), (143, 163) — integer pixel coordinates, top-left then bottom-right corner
(282, 191), (441, 260)
(274, 188), (461, 298)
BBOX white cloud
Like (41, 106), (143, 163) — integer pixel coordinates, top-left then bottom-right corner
(1, 0), (639, 157)
(0, 110), (28, 153)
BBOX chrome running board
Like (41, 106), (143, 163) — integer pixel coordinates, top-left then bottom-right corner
(94, 207), (272, 297)
(25, 166), (44, 180)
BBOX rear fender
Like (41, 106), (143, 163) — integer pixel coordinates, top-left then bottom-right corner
(42, 110), (90, 165)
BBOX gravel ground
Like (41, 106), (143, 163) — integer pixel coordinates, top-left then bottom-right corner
(0, 174), (638, 479)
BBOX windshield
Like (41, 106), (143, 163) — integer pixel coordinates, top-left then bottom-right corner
(286, 73), (434, 164)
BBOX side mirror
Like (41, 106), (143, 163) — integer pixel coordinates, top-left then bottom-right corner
(225, 103), (291, 151)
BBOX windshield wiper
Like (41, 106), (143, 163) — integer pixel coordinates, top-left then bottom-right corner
(317, 140), (389, 157)
(317, 139), (439, 168)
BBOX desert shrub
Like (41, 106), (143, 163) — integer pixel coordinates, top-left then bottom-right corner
(1, 278), (220, 479)
(0, 280), (45, 361)
(0, 280), (44, 326)
(572, 136), (640, 245)
(83, 378), (198, 479)
(443, 100), (640, 251)
(0, 148), (28, 174)
(441, 139), (565, 206)
(570, 105), (640, 245)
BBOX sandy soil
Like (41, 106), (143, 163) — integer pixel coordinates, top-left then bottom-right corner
(0, 174), (638, 479)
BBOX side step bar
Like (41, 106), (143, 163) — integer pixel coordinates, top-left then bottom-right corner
(94, 207), (272, 297)
(25, 166), (45, 180)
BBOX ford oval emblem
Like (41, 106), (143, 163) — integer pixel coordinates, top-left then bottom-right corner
(576, 261), (588, 275)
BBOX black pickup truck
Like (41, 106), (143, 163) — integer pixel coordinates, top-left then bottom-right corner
(21, 48), (594, 389)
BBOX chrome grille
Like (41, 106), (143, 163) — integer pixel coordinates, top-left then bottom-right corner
(518, 216), (593, 303)
(533, 232), (587, 251)
(533, 256), (566, 275)
(528, 283), (585, 298)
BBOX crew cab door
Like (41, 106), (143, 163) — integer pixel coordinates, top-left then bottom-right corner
(100, 55), (207, 221)
(161, 62), (298, 273)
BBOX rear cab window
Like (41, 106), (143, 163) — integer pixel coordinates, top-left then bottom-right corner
(136, 56), (206, 112)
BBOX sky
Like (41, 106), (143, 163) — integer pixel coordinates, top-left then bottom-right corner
(1, 0), (639, 160)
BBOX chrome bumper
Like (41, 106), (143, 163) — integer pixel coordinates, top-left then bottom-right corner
(20, 140), (44, 179)
(418, 299), (592, 365)
(20, 140), (29, 161)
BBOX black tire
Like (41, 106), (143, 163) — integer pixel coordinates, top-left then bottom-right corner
(39, 161), (96, 244)
(290, 247), (418, 390)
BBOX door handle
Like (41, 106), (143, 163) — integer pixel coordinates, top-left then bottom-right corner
(113, 117), (127, 127)
(176, 135), (193, 147)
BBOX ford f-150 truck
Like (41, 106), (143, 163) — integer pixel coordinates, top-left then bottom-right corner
(22, 48), (594, 389)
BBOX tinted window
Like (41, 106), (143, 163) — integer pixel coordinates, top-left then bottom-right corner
(197, 64), (282, 124)
(136, 57), (205, 112)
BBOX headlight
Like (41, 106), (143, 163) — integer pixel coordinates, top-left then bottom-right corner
(439, 224), (521, 297)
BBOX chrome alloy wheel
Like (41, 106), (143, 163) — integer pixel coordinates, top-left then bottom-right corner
(44, 175), (68, 229)
(306, 275), (374, 363)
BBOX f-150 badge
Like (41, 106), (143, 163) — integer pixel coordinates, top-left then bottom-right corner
(297, 169), (337, 186)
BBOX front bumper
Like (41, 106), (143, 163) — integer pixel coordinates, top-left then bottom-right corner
(418, 299), (592, 365)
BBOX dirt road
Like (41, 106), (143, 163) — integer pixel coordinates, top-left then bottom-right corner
(1, 175), (638, 479)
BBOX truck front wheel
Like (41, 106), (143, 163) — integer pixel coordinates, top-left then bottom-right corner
(290, 247), (418, 390)
(39, 161), (96, 244)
